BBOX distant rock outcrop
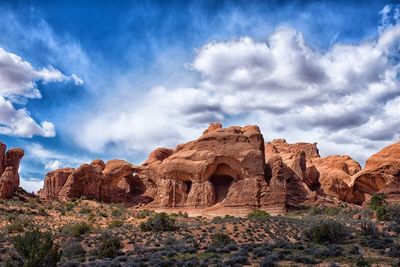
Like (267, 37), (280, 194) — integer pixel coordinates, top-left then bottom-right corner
(39, 159), (147, 203)
(0, 142), (24, 199)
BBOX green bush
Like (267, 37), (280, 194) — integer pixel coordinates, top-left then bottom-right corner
(369, 194), (386, 211)
(247, 210), (270, 220)
(111, 205), (126, 218)
(6, 218), (31, 233)
(139, 212), (177, 232)
(309, 206), (341, 216)
(79, 205), (91, 214)
(210, 232), (235, 247)
(109, 220), (124, 228)
(137, 209), (155, 219)
(12, 229), (61, 267)
(97, 231), (122, 258)
(60, 222), (92, 238)
(304, 221), (350, 244)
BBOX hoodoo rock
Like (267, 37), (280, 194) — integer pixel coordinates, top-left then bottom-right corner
(0, 143), (24, 199)
(348, 142), (400, 204)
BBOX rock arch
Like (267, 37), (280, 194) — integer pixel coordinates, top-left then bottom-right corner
(205, 158), (244, 204)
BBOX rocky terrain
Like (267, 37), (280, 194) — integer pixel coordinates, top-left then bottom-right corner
(1, 123), (400, 266)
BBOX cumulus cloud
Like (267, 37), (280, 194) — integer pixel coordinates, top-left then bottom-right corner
(45, 160), (63, 171)
(26, 143), (89, 167)
(73, 5), (400, 164)
(0, 47), (83, 137)
(20, 177), (44, 194)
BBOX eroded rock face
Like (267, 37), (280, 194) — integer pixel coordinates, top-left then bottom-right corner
(260, 155), (309, 213)
(146, 124), (267, 208)
(307, 155), (361, 201)
(40, 159), (143, 202)
(37, 124), (400, 210)
(348, 142), (400, 204)
(0, 143), (24, 199)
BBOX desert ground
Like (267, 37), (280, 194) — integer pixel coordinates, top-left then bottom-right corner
(1, 192), (400, 267)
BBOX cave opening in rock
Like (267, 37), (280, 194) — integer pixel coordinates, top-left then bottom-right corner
(210, 175), (234, 204)
(184, 180), (192, 194)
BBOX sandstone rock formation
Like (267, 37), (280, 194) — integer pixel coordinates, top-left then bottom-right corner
(144, 124), (268, 208)
(0, 142), (24, 199)
(39, 159), (148, 203)
(307, 155), (361, 200)
(38, 124), (400, 211)
(348, 142), (400, 204)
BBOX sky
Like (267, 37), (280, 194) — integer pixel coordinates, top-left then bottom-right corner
(0, 0), (399, 193)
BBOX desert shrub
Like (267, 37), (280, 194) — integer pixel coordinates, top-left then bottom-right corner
(60, 222), (92, 238)
(6, 218), (31, 233)
(309, 206), (341, 216)
(369, 194), (386, 210)
(38, 208), (48, 216)
(360, 221), (379, 238)
(356, 256), (371, 267)
(376, 206), (390, 221)
(304, 221), (350, 244)
(97, 231), (122, 258)
(247, 210), (270, 220)
(111, 205), (126, 218)
(61, 241), (85, 260)
(368, 194), (391, 221)
(139, 212), (177, 232)
(65, 202), (75, 211)
(136, 209), (155, 219)
(12, 229), (61, 267)
(79, 205), (91, 214)
(109, 220), (124, 228)
(210, 232), (235, 247)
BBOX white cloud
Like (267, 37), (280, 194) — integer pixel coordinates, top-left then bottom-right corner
(20, 177), (44, 194)
(26, 143), (89, 168)
(45, 160), (63, 171)
(72, 6), (400, 164)
(0, 47), (83, 138)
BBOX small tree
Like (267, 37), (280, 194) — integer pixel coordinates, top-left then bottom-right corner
(139, 212), (177, 232)
(247, 210), (270, 220)
(210, 232), (235, 247)
(12, 229), (61, 267)
(304, 221), (350, 244)
(97, 231), (122, 258)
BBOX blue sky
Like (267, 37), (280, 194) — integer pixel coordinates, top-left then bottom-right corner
(0, 0), (399, 192)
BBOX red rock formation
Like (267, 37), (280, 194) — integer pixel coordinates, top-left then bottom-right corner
(145, 124), (267, 208)
(348, 142), (400, 204)
(0, 143), (24, 199)
(260, 155), (309, 213)
(39, 168), (75, 199)
(37, 124), (400, 210)
(307, 155), (361, 201)
(40, 159), (144, 202)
